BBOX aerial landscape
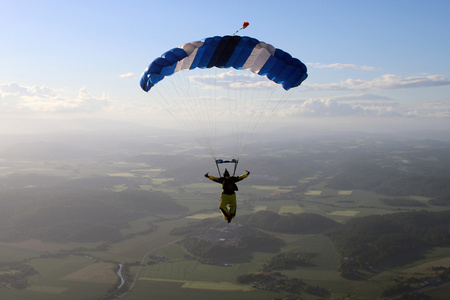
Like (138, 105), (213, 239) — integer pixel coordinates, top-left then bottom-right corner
(0, 125), (449, 300)
(1, 1), (450, 300)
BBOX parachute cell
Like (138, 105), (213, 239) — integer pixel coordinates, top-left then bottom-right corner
(140, 35), (307, 92)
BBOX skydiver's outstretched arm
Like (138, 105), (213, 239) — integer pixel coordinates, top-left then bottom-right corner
(235, 170), (250, 182)
(204, 172), (221, 183)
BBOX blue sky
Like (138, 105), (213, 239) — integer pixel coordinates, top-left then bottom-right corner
(1, 0), (450, 134)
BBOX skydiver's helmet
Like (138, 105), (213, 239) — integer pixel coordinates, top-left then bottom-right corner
(223, 169), (230, 177)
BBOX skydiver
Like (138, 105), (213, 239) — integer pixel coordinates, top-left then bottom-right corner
(204, 168), (250, 223)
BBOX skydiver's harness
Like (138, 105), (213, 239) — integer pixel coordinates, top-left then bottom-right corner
(221, 179), (239, 195)
(215, 158), (238, 176)
(215, 158), (239, 195)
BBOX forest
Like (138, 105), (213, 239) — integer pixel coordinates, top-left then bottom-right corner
(325, 210), (450, 278)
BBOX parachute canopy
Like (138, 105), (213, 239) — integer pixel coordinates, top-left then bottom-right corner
(140, 35), (307, 92)
(139, 35), (308, 162)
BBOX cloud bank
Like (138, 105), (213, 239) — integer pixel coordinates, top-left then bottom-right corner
(305, 74), (450, 91)
(309, 62), (376, 71)
(280, 96), (399, 118)
(0, 83), (111, 113)
(3, 69), (450, 121)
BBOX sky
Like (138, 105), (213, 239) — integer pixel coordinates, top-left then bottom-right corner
(1, 0), (450, 135)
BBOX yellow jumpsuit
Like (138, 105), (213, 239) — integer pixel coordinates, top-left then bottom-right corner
(207, 172), (248, 222)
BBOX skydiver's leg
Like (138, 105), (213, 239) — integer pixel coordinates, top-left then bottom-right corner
(219, 194), (232, 222)
(229, 194), (237, 220)
(219, 194), (229, 220)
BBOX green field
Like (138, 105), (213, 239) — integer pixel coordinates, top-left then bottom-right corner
(0, 244), (42, 263)
(278, 205), (305, 214)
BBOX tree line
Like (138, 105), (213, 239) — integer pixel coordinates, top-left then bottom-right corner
(236, 272), (330, 297)
(262, 250), (317, 271)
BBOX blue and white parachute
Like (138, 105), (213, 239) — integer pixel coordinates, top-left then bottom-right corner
(139, 35), (308, 163)
(140, 35), (307, 92)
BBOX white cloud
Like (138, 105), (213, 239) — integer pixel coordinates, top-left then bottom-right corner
(331, 93), (395, 105)
(279, 95), (401, 118)
(0, 83), (111, 113)
(305, 74), (450, 91)
(405, 100), (450, 118)
(188, 70), (275, 90)
(120, 72), (136, 79)
(0, 82), (57, 99)
(309, 62), (376, 71)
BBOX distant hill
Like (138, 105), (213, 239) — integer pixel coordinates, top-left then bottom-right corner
(0, 185), (188, 243)
(326, 161), (450, 206)
(325, 210), (450, 278)
(0, 140), (99, 160)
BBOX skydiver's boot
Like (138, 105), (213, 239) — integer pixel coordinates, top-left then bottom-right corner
(228, 212), (235, 223)
(220, 208), (230, 222)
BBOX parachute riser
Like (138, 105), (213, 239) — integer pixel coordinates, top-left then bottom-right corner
(215, 158), (239, 176)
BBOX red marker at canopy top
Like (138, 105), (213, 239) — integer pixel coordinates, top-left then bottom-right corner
(233, 22), (249, 35)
